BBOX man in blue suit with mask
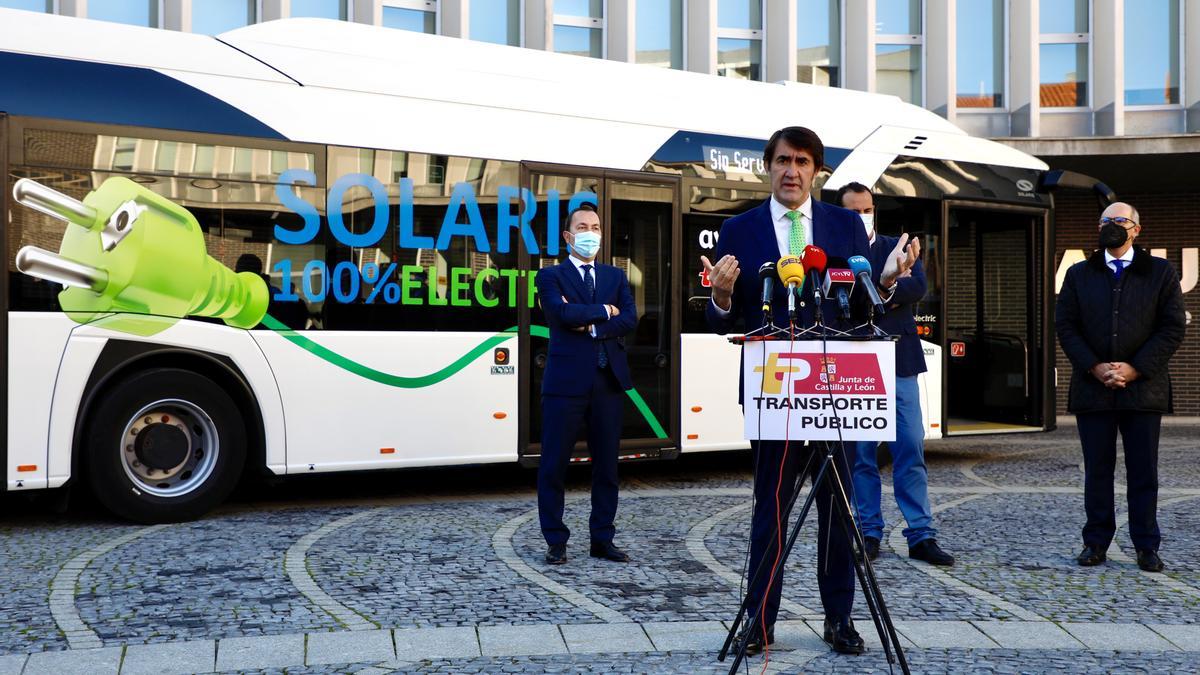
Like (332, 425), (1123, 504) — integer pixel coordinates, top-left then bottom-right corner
(837, 182), (954, 568)
(536, 203), (638, 566)
(702, 127), (918, 657)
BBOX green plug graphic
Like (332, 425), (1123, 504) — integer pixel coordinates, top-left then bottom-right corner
(14, 177), (268, 330)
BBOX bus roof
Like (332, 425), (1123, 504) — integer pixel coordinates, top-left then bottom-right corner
(0, 8), (1045, 172)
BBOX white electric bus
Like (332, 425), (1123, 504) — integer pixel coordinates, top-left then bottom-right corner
(3, 9), (1069, 522)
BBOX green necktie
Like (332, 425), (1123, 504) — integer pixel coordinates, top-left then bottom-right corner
(786, 210), (806, 255)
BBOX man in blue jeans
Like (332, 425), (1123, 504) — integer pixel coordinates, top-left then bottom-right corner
(837, 182), (954, 566)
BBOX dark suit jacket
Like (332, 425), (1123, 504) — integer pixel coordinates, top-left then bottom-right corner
(869, 233), (928, 378)
(536, 260), (637, 396)
(1055, 246), (1185, 413)
(705, 198), (873, 334)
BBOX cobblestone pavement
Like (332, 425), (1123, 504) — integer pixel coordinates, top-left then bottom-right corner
(0, 419), (1198, 673)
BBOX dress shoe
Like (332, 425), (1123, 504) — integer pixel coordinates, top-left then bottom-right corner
(589, 540), (630, 562)
(734, 626), (775, 656)
(545, 543), (567, 565)
(1076, 544), (1106, 567)
(909, 538), (955, 566)
(1136, 549), (1164, 573)
(863, 536), (881, 561)
(823, 617), (865, 655)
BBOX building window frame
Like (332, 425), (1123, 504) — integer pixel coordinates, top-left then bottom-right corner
(383, 0), (440, 34)
(874, 0), (925, 106)
(1038, 0), (1092, 112)
(85, 0), (164, 28)
(716, 0), (765, 81)
(469, 0), (524, 47)
(794, 0), (844, 87)
(955, 0), (1009, 112)
(552, 0), (607, 58)
(287, 0), (350, 20)
(1124, 0), (1184, 111)
(635, 0), (687, 70)
(189, 0), (260, 34)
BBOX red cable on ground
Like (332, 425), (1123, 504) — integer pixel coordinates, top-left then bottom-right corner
(758, 326), (797, 673)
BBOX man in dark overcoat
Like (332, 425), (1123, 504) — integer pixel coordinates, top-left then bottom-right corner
(1055, 201), (1186, 572)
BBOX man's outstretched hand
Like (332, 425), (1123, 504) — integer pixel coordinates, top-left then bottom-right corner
(881, 234), (920, 288)
(702, 254), (740, 311)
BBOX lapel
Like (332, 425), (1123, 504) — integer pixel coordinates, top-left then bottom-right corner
(560, 259), (591, 300)
(591, 263), (608, 300)
(811, 199), (832, 252)
(752, 200), (782, 260)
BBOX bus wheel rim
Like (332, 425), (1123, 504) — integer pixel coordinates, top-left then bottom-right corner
(118, 398), (219, 498)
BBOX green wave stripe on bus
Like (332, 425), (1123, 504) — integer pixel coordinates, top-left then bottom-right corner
(261, 314), (667, 439)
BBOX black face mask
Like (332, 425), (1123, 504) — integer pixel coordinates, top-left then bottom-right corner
(1098, 222), (1130, 249)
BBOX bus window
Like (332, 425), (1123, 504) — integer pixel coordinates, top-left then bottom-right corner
(680, 188), (769, 334)
(873, 196), (943, 346)
(9, 128), (324, 326)
(8, 168), (86, 311)
(320, 147), (519, 332)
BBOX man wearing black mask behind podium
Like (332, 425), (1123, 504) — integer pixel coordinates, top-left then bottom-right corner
(1056, 202), (1184, 573)
(701, 126), (918, 657)
(835, 182), (954, 568)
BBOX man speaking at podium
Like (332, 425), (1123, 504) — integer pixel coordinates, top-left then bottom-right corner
(701, 127), (917, 656)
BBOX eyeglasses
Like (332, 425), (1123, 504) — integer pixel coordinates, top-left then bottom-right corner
(1100, 216), (1138, 227)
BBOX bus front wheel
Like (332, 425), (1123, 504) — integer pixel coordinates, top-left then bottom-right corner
(85, 368), (246, 523)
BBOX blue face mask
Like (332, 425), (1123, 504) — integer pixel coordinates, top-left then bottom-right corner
(570, 231), (601, 258)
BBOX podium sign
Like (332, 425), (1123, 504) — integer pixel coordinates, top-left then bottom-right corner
(742, 339), (896, 442)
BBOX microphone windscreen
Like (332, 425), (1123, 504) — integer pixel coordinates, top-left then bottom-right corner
(777, 256), (805, 287)
(847, 255), (872, 276)
(758, 261), (777, 279)
(802, 245), (827, 275)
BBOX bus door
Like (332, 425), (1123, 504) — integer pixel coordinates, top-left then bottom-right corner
(679, 184), (771, 452)
(942, 202), (1053, 434)
(518, 164), (681, 463)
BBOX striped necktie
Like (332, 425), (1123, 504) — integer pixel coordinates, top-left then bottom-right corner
(581, 265), (608, 368)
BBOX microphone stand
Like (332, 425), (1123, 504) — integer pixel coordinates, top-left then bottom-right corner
(717, 333), (910, 675)
(794, 279), (851, 339)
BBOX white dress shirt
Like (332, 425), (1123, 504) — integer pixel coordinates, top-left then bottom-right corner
(768, 194), (813, 257)
(567, 255), (609, 334)
(711, 196), (812, 316)
(568, 254), (597, 286)
(1104, 247), (1135, 275)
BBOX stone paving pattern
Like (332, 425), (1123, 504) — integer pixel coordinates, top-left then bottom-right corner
(510, 496), (749, 623)
(1, 421), (1198, 673)
(309, 503), (596, 627)
(936, 493), (1200, 624)
(75, 510), (348, 646)
(703, 493), (1019, 622)
(0, 519), (132, 655)
(1159, 499), (1200, 588)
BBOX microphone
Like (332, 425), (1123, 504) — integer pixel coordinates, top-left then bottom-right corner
(776, 256), (805, 321)
(821, 257), (855, 320)
(848, 255), (888, 317)
(758, 261), (776, 321)
(801, 245), (828, 302)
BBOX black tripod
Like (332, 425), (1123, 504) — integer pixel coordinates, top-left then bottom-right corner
(717, 346), (910, 674)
